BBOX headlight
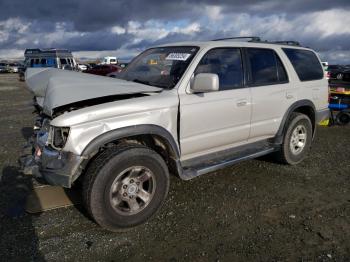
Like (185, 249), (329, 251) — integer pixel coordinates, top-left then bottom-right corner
(48, 126), (70, 150)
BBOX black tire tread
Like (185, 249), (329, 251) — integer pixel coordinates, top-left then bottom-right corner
(82, 144), (158, 222)
(274, 112), (312, 165)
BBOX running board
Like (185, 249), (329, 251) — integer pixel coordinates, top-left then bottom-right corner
(179, 141), (278, 180)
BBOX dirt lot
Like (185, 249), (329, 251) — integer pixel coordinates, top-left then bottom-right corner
(0, 73), (349, 261)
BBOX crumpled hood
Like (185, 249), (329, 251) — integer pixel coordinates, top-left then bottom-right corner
(25, 68), (162, 116)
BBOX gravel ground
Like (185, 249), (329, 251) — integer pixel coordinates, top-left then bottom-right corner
(0, 74), (349, 261)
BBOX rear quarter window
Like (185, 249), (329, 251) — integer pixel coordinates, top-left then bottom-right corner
(282, 48), (323, 81)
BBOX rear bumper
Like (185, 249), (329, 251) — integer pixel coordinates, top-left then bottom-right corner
(316, 108), (330, 124)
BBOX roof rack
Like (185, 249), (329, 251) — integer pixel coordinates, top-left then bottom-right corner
(24, 48), (72, 55)
(270, 41), (301, 46)
(212, 36), (261, 42)
(211, 36), (302, 47)
(24, 48), (74, 58)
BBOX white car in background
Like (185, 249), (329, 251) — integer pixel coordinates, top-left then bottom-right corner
(77, 64), (88, 71)
(8, 63), (20, 73)
(102, 56), (118, 65)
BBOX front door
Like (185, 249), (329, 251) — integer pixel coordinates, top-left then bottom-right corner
(179, 48), (251, 160)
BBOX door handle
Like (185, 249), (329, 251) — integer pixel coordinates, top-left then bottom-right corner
(236, 99), (247, 107)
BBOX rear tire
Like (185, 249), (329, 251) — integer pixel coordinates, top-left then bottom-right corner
(82, 144), (170, 232)
(274, 112), (312, 165)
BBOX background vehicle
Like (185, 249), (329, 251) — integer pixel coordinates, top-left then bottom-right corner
(24, 48), (77, 70)
(107, 63), (129, 77)
(20, 48), (78, 80)
(84, 64), (122, 76)
(102, 56), (118, 65)
(22, 37), (329, 232)
(326, 65), (345, 80)
(321, 61), (328, 70)
(8, 63), (20, 73)
(88, 62), (98, 68)
(329, 84), (350, 125)
(340, 68), (350, 82)
(77, 63), (89, 71)
(0, 62), (9, 73)
(119, 62), (128, 68)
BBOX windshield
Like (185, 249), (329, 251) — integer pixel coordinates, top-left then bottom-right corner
(118, 46), (199, 89)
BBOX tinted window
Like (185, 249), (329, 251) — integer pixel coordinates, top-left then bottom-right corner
(283, 48), (323, 81)
(60, 58), (67, 65)
(247, 48), (288, 85)
(248, 49), (277, 84)
(195, 48), (243, 90)
(276, 55), (288, 82)
(47, 58), (56, 66)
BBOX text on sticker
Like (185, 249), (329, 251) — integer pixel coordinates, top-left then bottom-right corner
(166, 53), (191, 61)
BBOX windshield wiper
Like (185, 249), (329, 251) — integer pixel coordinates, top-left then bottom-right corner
(132, 79), (172, 89)
(132, 79), (151, 86)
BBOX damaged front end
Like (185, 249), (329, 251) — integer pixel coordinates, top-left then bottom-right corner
(19, 117), (85, 188)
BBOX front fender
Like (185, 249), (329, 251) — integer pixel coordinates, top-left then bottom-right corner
(82, 124), (180, 158)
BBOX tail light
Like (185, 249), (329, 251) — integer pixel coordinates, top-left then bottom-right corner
(326, 71), (331, 79)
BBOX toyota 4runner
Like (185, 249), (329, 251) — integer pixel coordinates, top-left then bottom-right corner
(21, 37), (329, 231)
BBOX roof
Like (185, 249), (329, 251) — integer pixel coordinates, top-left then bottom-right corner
(24, 48), (74, 58)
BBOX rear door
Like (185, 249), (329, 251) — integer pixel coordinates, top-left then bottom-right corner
(282, 48), (327, 111)
(245, 48), (295, 140)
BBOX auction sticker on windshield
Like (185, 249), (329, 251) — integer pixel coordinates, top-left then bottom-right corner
(166, 53), (191, 61)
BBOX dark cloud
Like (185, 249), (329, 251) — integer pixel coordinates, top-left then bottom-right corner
(1, 0), (349, 31)
(0, 0), (349, 63)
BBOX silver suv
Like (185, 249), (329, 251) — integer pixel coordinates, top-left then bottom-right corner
(22, 38), (329, 231)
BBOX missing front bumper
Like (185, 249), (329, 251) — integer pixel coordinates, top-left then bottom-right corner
(19, 142), (84, 188)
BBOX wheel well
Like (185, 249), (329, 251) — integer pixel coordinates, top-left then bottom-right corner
(293, 106), (316, 133)
(81, 134), (180, 179)
(272, 103), (317, 145)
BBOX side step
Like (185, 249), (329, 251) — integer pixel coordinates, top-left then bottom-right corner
(179, 140), (278, 180)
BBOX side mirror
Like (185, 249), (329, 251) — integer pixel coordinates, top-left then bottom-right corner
(191, 73), (219, 93)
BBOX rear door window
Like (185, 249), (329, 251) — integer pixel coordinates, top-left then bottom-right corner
(282, 48), (323, 81)
(247, 48), (288, 86)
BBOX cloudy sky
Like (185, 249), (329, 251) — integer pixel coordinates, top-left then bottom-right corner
(0, 0), (349, 63)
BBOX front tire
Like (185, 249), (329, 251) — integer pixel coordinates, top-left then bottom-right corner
(275, 112), (313, 165)
(82, 144), (170, 232)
